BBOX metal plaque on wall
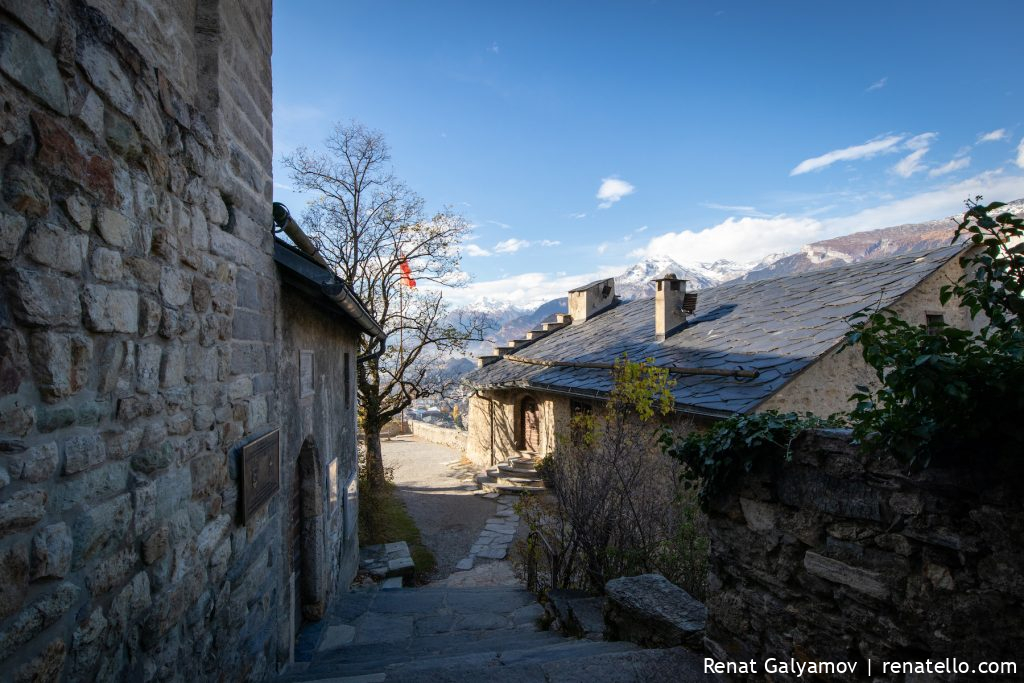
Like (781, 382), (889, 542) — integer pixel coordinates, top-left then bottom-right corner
(241, 429), (280, 522)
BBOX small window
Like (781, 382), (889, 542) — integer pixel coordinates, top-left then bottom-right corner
(926, 313), (944, 334)
(344, 352), (351, 409)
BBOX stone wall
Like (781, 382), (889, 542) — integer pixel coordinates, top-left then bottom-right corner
(408, 420), (467, 455)
(0, 1), (348, 680)
(758, 254), (970, 416)
(704, 429), (1024, 678)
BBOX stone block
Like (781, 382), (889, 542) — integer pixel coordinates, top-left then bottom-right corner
(31, 522), (71, 580)
(86, 547), (137, 596)
(803, 551), (889, 600)
(160, 266), (192, 307)
(82, 285), (139, 333)
(134, 480), (157, 534)
(58, 460), (128, 510)
(68, 606), (107, 680)
(11, 637), (66, 683)
(0, 542), (29, 620)
(2, 165), (50, 218)
(167, 413), (191, 435)
(28, 332), (92, 402)
(77, 36), (134, 115)
(0, 582), (79, 662)
(63, 433), (107, 475)
(0, 489), (46, 535)
(7, 268), (81, 326)
(138, 296), (162, 336)
(142, 526), (169, 565)
(0, 24), (68, 115)
(64, 194), (93, 231)
(604, 573), (707, 649)
(109, 571), (151, 635)
(4, 0), (57, 43)
(97, 208), (134, 248)
(131, 443), (173, 474)
(136, 342), (161, 394)
(77, 89), (104, 138)
(0, 211), (28, 260)
(0, 401), (36, 437)
(160, 341), (185, 388)
(8, 442), (58, 482)
(190, 452), (227, 499)
(104, 108), (142, 158)
(30, 110), (86, 182)
(91, 247), (123, 281)
(72, 493), (131, 564)
(25, 222), (87, 274)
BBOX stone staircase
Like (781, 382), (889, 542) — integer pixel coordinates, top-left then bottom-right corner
(279, 584), (708, 682)
(476, 454), (546, 495)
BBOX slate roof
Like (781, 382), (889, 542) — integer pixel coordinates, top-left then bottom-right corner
(463, 243), (965, 417)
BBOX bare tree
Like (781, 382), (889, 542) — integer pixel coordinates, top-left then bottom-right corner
(283, 122), (485, 488)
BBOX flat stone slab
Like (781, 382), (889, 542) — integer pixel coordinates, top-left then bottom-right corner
(318, 624), (356, 651)
(360, 542), (415, 581)
(455, 557), (474, 571)
(604, 574), (706, 649)
(475, 546), (507, 560)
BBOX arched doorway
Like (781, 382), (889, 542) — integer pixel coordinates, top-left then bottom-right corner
(291, 436), (327, 647)
(518, 396), (540, 452)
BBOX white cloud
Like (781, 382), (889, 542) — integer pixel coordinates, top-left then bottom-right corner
(629, 170), (1024, 266)
(631, 215), (825, 264)
(1018, 138), (1024, 169)
(822, 170), (1024, 235)
(929, 157), (970, 177)
(489, 42), (500, 54)
(486, 219), (510, 229)
(492, 238), (560, 254)
(443, 267), (623, 308)
(905, 132), (937, 151)
(978, 129), (1007, 143)
(596, 177), (635, 209)
(569, 212), (587, 220)
(866, 77), (888, 92)
(494, 238), (530, 254)
(465, 244), (492, 257)
(701, 202), (771, 217)
(892, 149), (929, 178)
(790, 135), (905, 175)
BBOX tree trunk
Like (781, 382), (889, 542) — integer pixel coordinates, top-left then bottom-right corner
(363, 424), (386, 489)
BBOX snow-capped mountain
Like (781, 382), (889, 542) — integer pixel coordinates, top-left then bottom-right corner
(614, 256), (735, 298)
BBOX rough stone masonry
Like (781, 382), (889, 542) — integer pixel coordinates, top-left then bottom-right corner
(704, 429), (1024, 681)
(0, 0), (333, 680)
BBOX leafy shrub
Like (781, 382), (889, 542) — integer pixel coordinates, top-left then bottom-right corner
(660, 411), (842, 507)
(844, 198), (1024, 466)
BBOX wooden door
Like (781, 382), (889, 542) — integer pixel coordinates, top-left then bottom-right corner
(520, 397), (539, 452)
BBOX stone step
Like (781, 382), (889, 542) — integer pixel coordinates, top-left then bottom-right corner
(383, 639), (640, 679)
(497, 463), (541, 477)
(495, 483), (545, 495)
(495, 475), (544, 488)
(384, 645), (713, 683)
(291, 629), (567, 679)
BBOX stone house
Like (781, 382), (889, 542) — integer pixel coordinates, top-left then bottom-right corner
(0, 1), (381, 680)
(462, 244), (972, 469)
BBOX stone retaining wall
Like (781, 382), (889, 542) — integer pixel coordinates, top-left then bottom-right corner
(705, 429), (1024, 678)
(408, 420), (467, 456)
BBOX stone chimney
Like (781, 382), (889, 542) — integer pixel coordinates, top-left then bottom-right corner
(652, 273), (688, 342)
(568, 278), (616, 324)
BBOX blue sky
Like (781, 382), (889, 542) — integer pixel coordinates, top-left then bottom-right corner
(273, 0), (1024, 307)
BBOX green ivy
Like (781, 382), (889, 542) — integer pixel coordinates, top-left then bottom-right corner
(660, 411), (842, 506)
(843, 198), (1024, 467)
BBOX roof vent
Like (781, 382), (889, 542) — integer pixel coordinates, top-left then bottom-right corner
(652, 273), (688, 342)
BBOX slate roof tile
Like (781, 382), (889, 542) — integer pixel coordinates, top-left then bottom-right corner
(464, 244), (964, 415)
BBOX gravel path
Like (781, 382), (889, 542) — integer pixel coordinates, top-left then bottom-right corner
(381, 435), (497, 581)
